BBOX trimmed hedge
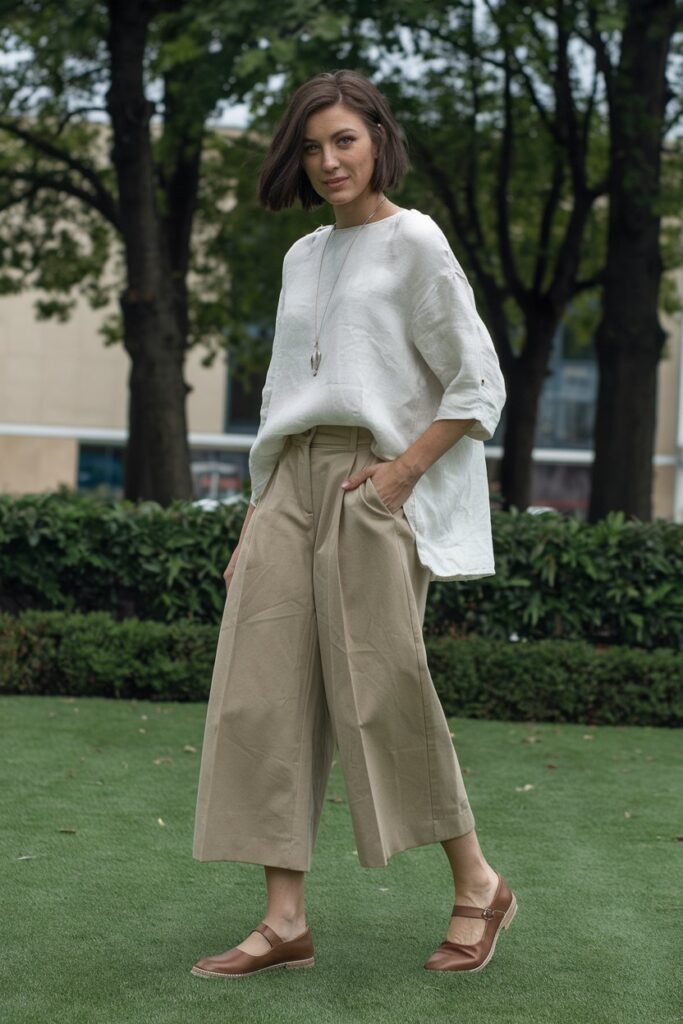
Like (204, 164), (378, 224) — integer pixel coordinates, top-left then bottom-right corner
(1, 611), (680, 727)
(1, 490), (682, 649)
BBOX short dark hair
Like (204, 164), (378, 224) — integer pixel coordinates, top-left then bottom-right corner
(257, 69), (410, 212)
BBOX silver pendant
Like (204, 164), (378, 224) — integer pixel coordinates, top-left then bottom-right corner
(311, 344), (321, 376)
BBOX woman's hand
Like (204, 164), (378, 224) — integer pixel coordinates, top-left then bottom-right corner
(341, 458), (418, 514)
(223, 544), (241, 590)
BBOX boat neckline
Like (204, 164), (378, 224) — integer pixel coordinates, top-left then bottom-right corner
(326, 208), (412, 232)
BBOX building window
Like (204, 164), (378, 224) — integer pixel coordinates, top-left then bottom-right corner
(190, 449), (247, 502)
(78, 444), (124, 497)
(77, 442), (250, 503)
(531, 462), (591, 516)
(225, 366), (267, 433)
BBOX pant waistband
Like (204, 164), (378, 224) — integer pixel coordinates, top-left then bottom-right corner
(287, 424), (374, 449)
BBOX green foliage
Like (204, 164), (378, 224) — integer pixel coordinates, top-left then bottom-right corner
(0, 610), (216, 702)
(1, 492), (681, 651)
(0, 488), (246, 625)
(426, 507), (683, 650)
(1, 610), (680, 726)
(428, 634), (682, 727)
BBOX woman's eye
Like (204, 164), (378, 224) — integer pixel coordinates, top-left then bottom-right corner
(304, 136), (354, 153)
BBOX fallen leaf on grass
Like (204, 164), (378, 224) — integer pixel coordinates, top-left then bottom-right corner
(514, 784), (535, 792)
(17, 854), (37, 860)
(138, 728), (146, 734)
(58, 827), (77, 833)
(157, 818), (166, 827)
(183, 745), (197, 753)
(545, 763), (558, 770)
(326, 796), (345, 804)
(523, 736), (539, 744)
(623, 811), (633, 819)
(153, 757), (174, 765)
(582, 734), (595, 741)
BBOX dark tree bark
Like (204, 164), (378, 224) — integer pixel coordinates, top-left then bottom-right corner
(106, 0), (194, 503)
(498, 322), (554, 511)
(588, 0), (677, 522)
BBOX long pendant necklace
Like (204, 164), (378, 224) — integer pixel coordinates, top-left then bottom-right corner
(311, 194), (388, 376)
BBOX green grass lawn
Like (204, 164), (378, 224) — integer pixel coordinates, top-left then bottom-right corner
(1, 695), (681, 1024)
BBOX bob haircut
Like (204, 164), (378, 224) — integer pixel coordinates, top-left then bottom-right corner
(257, 69), (410, 212)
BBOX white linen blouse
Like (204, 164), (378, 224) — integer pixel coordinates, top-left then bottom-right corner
(247, 207), (507, 581)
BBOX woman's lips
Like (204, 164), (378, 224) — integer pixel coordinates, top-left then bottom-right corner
(325, 177), (348, 189)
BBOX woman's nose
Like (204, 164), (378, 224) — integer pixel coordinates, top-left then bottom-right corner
(321, 150), (339, 170)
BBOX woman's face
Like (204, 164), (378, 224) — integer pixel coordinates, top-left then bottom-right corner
(301, 104), (379, 207)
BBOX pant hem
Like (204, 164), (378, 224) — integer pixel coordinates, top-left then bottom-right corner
(356, 811), (476, 869)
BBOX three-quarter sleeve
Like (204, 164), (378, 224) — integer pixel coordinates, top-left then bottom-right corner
(409, 263), (506, 442)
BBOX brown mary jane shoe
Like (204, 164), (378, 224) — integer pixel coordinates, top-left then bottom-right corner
(423, 870), (517, 973)
(191, 921), (315, 978)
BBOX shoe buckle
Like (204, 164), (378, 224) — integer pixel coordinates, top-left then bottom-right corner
(481, 907), (495, 919)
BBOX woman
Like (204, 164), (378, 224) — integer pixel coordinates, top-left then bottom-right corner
(191, 69), (515, 978)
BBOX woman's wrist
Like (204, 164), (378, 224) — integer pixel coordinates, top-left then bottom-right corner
(397, 418), (476, 479)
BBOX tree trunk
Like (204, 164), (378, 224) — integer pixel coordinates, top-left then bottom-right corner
(122, 302), (193, 504)
(106, 0), (193, 503)
(588, 0), (675, 522)
(499, 333), (554, 511)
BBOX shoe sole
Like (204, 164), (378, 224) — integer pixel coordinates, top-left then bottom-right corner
(424, 891), (518, 974)
(190, 956), (315, 979)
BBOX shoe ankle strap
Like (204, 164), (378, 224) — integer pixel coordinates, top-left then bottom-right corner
(451, 904), (504, 920)
(251, 922), (282, 947)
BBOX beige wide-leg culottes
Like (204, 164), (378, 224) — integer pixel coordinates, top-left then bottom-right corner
(192, 424), (475, 871)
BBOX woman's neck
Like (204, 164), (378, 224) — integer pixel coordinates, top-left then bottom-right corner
(333, 193), (401, 229)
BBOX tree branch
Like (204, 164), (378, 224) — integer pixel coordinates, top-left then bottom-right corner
(0, 118), (119, 226)
(0, 168), (121, 229)
(496, 42), (525, 305)
(533, 153), (565, 294)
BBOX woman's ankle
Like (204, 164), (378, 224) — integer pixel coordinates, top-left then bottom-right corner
(264, 910), (307, 937)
